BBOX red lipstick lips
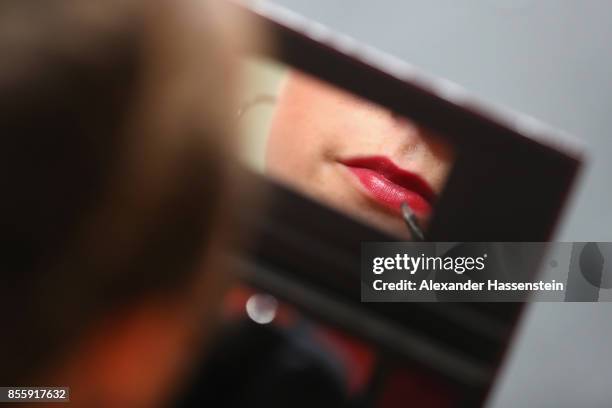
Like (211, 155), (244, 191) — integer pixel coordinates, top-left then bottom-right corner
(341, 156), (435, 218)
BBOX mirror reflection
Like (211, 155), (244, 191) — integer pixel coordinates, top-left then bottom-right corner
(239, 57), (455, 238)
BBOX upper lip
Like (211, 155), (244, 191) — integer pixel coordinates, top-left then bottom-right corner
(340, 156), (436, 204)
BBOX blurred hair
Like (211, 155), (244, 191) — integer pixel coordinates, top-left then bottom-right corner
(0, 0), (236, 383)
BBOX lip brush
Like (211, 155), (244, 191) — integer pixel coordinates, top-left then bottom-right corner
(401, 201), (425, 241)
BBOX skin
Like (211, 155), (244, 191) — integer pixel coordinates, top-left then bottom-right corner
(266, 71), (455, 238)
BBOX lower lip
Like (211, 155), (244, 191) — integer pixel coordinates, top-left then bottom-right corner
(344, 167), (432, 218)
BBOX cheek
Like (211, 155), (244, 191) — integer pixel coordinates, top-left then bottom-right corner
(265, 101), (336, 180)
(421, 137), (456, 191)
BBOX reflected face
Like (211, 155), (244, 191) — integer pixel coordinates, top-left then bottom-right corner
(265, 71), (454, 238)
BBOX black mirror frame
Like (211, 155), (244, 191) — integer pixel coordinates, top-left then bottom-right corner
(229, 1), (583, 405)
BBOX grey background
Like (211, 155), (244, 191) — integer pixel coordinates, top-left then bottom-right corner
(269, 0), (612, 406)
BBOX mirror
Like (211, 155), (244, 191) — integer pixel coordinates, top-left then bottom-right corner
(201, 4), (582, 406)
(238, 57), (456, 239)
